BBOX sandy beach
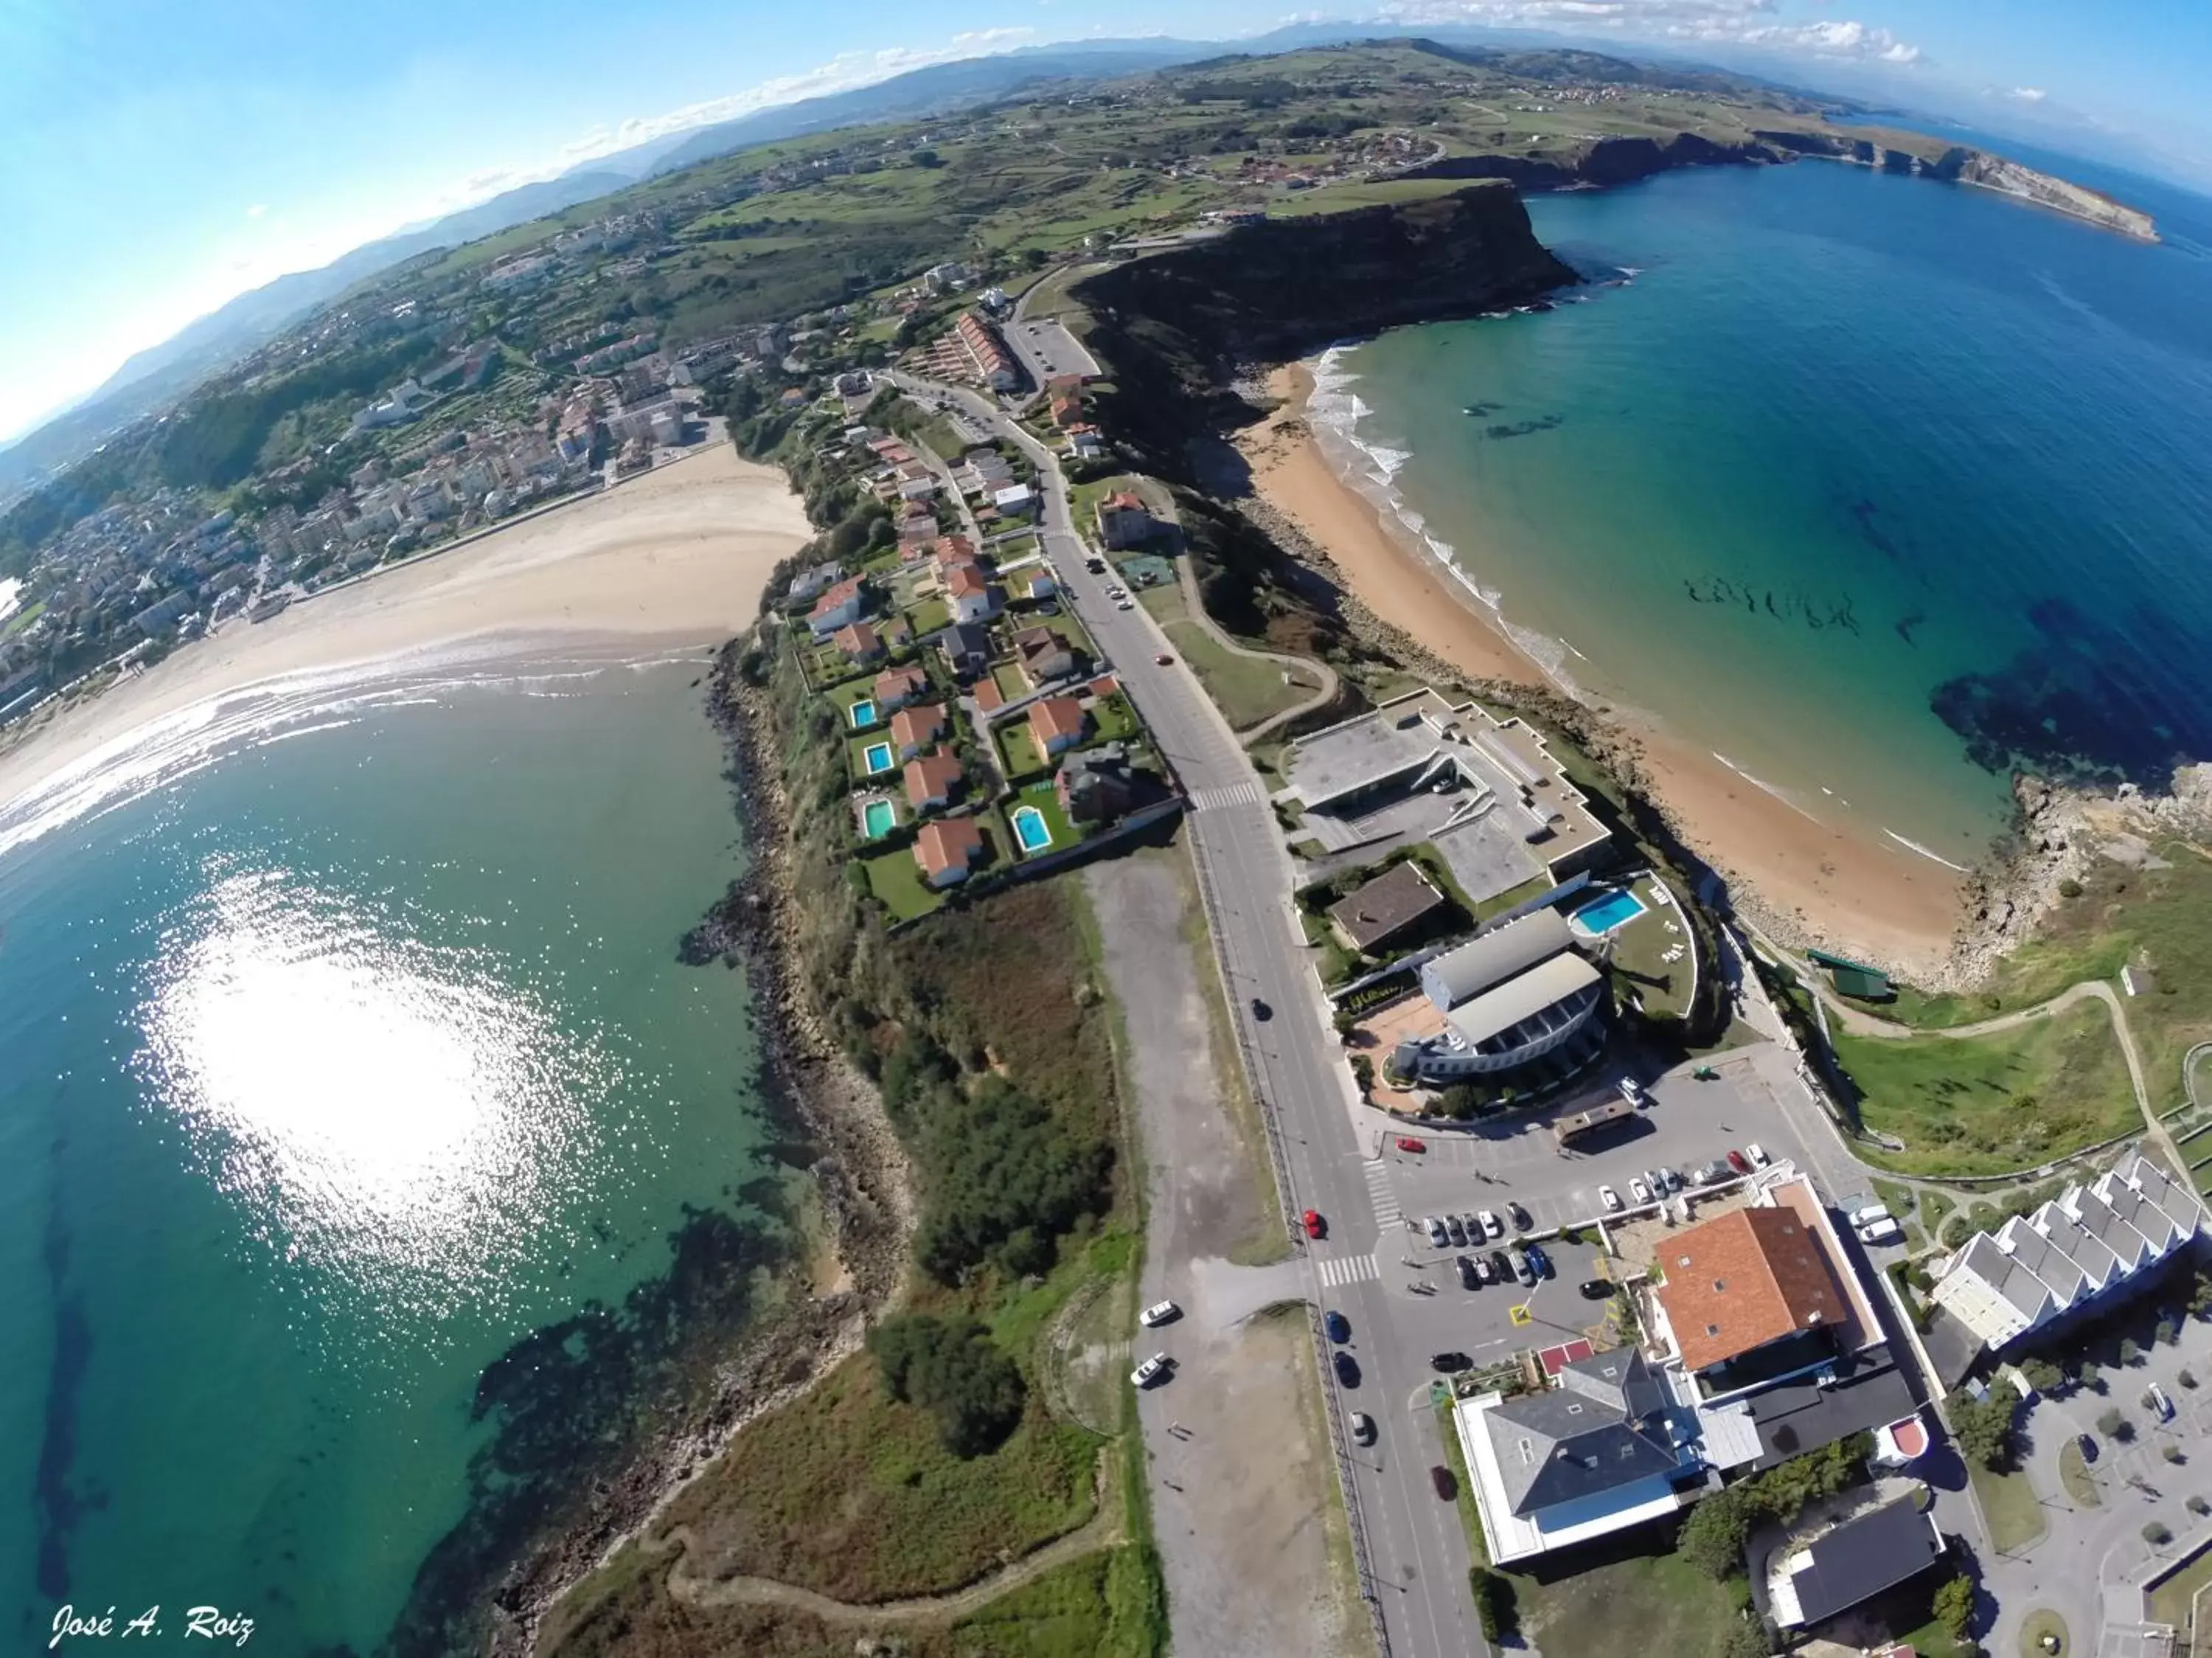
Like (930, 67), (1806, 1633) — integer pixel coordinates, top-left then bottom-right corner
(1239, 364), (1964, 979)
(0, 443), (810, 815)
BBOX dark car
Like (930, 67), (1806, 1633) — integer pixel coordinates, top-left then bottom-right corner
(1333, 1350), (1361, 1387)
(1445, 1214), (1468, 1246)
(1579, 1278), (1618, 1300)
(1430, 1351), (1472, 1373)
(1251, 997), (1273, 1021)
(1507, 1201), (1532, 1231)
(1525, 1242), (1553, 1279)
(1490, 1249), (1514, 1283)
(1324, 1309), (1351, 1343)
(1456, 1255), (1481, 1291)
(1431, 1464), (1458, 1501)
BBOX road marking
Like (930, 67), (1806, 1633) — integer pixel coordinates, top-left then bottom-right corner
(1363, 1160), (1402, 1227)
(1188, 781), (1266, 812)
(1316, 1252), (1380, 1289)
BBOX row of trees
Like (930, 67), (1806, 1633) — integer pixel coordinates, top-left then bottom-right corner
(1677, 1433), (1875, 1579)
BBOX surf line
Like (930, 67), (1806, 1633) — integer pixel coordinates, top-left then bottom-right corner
(1882, 829), (1972, 873)
(1710, 753), (1824, 825)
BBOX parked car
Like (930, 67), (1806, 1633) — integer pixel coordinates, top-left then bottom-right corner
(1599, 1184), (1622, 1213)
(1579, 1279), (1618, 1300)
(1489, 1249), (1514, 1283)
(1507, 1201), (1532, 1230)
(1525, 1243), (1553, 1279)
(1629, 1178), (1652, 1205)
(1395, 1137), (1428, 1154)
(1659, 1166), (1685, 1193)
(1641, 1168), (1666, 1197)
(1431, 1464), (1457, 1500)
(1424, 1215), (1449, 1247)
(1446, 1215), (1468, 1246)
(1510, 1247), (1536, 1286)
(1131, 1353), (1171, 1388)
(1456, 1213), (1485, 1245)
(1696, 1160), (1731, 1185)
(1477, 1210), (1501, 1238)
(1474, 1254), (1497, 1285)
(1333, 1350), (1361, 1387)
(1139, 1300), (1180, 1328)
(1726, 1148), (1752, 1175)
(1430, 1351), (1472, 1373)
(1324, 1310), (1351, 1343)
(2149, 1382), (2177, 1421)
(1746, 1142), (1770, 1168)
(1350, 1412), (1377, 1446)
(1618, 1077), (1647, 1107)
(1457, 1255), (1481, 1290)
(1302, 1208), (1325, 1238)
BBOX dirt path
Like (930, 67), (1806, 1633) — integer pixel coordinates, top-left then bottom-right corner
(651, 1456), (1125, 1628)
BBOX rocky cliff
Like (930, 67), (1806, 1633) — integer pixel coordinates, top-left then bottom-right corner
(1753, 130), (2159, 241)
(1402, 130), (1780, 192)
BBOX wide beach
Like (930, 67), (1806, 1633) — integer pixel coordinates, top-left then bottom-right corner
(0, 443), (810, 817)
(1239, 363), (1964, 980)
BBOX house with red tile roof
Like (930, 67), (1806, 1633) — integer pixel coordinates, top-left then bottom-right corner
(807, 575), (869, 638)
(902, 751), (964, 815)
(831, 621), (883, 665)
(942, 561), (1003, 625)
(891, 702), (947, 760)
(873, 664), (928, 712)
(914, 815), (986, 887)
(1096, 491), (1152, 549)
(1027, 696), (1088, 757)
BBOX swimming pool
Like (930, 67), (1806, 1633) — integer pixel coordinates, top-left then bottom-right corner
(1011, 805), (1054, 853)
(1571, 887), (1648, 934)
(849, 697), (877, 728)
(862, 740), (895, 775)
(862, 798), (896, 838)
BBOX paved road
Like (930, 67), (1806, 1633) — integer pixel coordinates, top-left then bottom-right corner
(894, 369), (1484, 1657)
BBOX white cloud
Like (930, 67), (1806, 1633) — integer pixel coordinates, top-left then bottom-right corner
(245, 203), (268, 219)
(1370, 1), (1924, 65)
(2009, 86), (2048, 103)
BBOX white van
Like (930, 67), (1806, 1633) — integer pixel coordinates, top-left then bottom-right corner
(1857, 1218), (1903, 1246)
(1849, 1203), (1892, 1231)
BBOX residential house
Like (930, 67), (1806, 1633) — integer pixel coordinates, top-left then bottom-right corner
(832, 622), (885, 666)
(1766, 1496), (1947, 1630)
(902, 752), (964, 816)
(943, 562), (1004, 625)
(991, 483), (1036, 520)
(1019, 566), (1057, 603)
(807, 575), (870, 639)
(940, 622), (992, 682)
(1027, 696), (1088, 757)
(787, 560), (845, 606)
(891, 703), (947, 760)
(1326, 861), (1447, 955)
(1014, 625), (1083, 686)
(1096, 491), (1152, 549)
(873, 664), (928, 713)
(1056, 743), (1136, 825)
(1069, 429), (1106, 460)
(914, 814), (987, 888)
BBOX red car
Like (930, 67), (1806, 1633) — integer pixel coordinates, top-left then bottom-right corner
(1302, 1208), (1326, 1239)
(1726, 1148), (1752, 1175)
(1395, 1137), (1427, 1154)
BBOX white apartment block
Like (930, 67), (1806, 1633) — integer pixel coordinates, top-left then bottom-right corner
(1929, 1154), (2202, 1350)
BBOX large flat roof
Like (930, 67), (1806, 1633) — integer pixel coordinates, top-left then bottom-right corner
(1424, 909), (1574, 1009)
(1444, 951), (1603, 1048)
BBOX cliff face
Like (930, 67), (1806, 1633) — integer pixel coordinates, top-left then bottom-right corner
(1754, 131), (2159, 241)
(1403, 131), (1778, 192)
(1073, 181), (1576, 369)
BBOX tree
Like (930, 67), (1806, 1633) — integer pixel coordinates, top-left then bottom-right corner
(2020, 1357), (2065, 1395)
(1468, 1569), (1515, 1641)
(2158, 1317), (2180, 1347)
(2146, 1521), (2174, 1546)
(2081, 1361), (2104, 1392)
(867, 1313), (1028, 1456)
(1932, 1575), (1976, 1645)
(1720, 1620), (1774, 1658)
(2188, 1269), (2212, 1319)
(2188, 1495), (2208, 1517)
(1947, 1389), (2015, 1471)
(2122, 1337), (2143, 1366)
(1678, 1486), (1755, 1580)
(2098, 1407), (2124, 1436)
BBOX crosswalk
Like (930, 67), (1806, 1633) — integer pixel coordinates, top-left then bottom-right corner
(1315, 1252), (1380, 1289)
(1363, 1159), (1402, 1228)
(1187, 780), (1267, 813)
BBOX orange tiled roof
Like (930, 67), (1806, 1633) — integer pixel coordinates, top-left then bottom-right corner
(1657, 1206), (1851, 1373)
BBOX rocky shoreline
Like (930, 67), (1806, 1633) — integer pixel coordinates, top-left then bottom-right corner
(490, 632), (914, 1658)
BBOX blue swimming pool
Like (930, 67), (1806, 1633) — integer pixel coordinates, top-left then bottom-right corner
(849, 697), (877, 728)
(862, 798), (896, 838)
(862, 740), (895, 775)
(1011, 805), (1054, 853)
(1571, 888), (1648, 934)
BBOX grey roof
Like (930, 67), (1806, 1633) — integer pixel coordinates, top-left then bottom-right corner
(1485, 1349), (1680, 1517)
(1326, 861), (1447, 952)
(1956, 1232), (2053, 1324)
(1784, 1497), (1946, 1626)
(1993, 1215), (2084, 1307)
(1422, 909), (1573, 1010)
(2067, 1189), (2149, 1273)
(1444, 952), (1604, 1050)
(942, 621), (991, 659)
(2031, 1201), (2118, 1288)
(2123, 1154), (2207, 1238)
(2096, 1171), (2180, 1255)
(1745, 1354), (1918, 1471)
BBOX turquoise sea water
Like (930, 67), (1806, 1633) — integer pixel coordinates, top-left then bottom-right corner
(1321, 155), (2212, 868)
(0, 650), (779, 1654)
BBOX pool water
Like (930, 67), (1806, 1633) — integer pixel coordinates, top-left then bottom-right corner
(1571, 888), (1648, 934)
(850, 698), (877, 728)
(862, 741), (894, 774)
(862, 799), (896, 838)
(1011, 805), (1053, 853)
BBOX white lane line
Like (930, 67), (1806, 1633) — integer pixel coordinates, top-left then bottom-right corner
(1315, 1252), (1380, 1289)
(1189, 781), (1266, 812)
(1363, 1160), (1402, 1227)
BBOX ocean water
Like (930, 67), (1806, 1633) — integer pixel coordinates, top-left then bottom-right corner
(1319, 153), (2212, 868)
(0, 648), (782, 1654)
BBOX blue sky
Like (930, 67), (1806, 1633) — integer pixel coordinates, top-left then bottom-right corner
(4, 0), (2210, 445)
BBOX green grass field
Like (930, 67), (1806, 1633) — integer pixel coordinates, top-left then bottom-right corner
(1969, 1458), (2049, 1554)
(1506, 1547), (1749, 1658)
(1830, 1000), (2140, 1177)
(1012, 780), (1079, 857)
(1138, 580), (1316, 732)
(861, 840), (945, 920)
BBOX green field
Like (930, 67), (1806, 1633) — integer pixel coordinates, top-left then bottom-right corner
(1506, 1547), (1750, 1658)
(1969, 1457), (2049, 1555)
(1138, 579), (1318, 732)
(1830, 1001), (2141, 1177)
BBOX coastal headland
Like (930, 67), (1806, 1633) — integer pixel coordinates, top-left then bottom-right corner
(0, 445), (810, 820)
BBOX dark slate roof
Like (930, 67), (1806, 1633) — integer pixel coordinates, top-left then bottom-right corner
(1326, 859), (1447, 952)
(1786, 1496), (1945, 1626)
(1485, 1349), (1680, 1517)
(942, 621), (991, 658)
(1746, 1353), (1919, 1471)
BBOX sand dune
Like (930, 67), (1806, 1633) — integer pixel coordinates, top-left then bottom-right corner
(0, 444), (811, 814)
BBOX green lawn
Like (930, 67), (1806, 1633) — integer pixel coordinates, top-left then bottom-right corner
(827, 674), (881, 729)
(906, 595), (951, 634)
(2058, 1437), (2101, 1508)
(2146, 1540), (2212, 1631)
(1138, 580), (1316, 732)
(1969, 1457), (2049, 1554)
(2, 598), (46, 638)
(1012, 780), (1080, 857)
(992, 662), (1031, 702)
(2017, 1609), (2069, 1658)
(860, 842), (944, 920)
(1605, 883), (1696, 1021)
(1829, 1001), (2141, 1177)
(1090, 693), (1138, 743)
(1506, 1547), (1750, 1658)
(846, 729), (902, 783)
(999, 721), (1051, 782)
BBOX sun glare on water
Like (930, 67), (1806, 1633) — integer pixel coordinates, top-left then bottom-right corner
(134, 865), (615, 1326)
